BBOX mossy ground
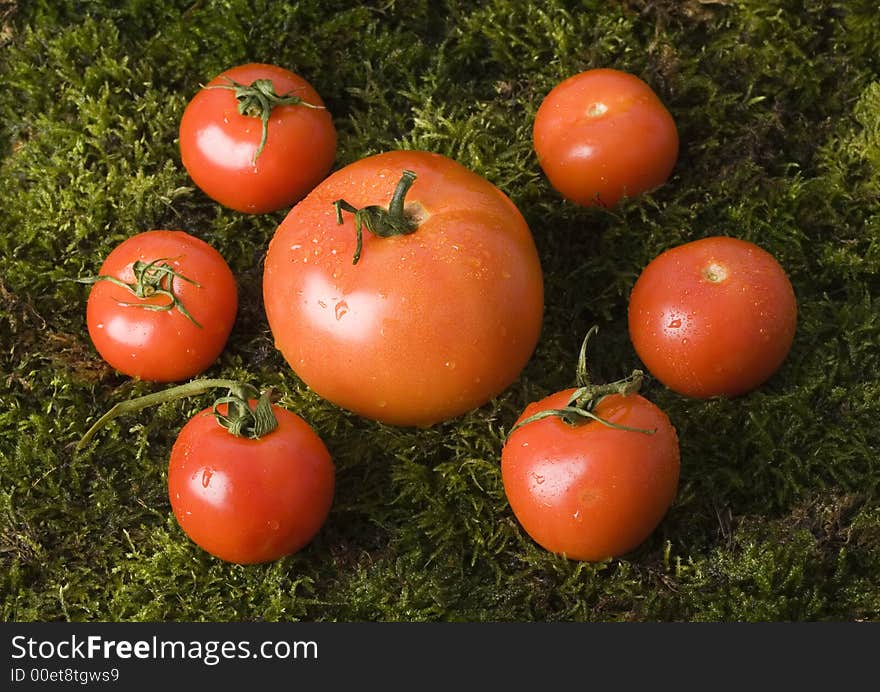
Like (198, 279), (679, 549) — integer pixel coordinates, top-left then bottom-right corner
(1, 0), (879, 622)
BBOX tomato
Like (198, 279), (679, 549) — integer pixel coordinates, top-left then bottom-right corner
(627, 236), (798, 399)
(168, 398), (335, 565)
(179, 62), (337, 214)
(533, 67), (678, 208)
(502, 387), (680, 562)
(262, 150), (545, 427)
(84, 230), (238, 382)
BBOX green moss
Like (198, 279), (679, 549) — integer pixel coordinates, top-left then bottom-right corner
(2, 0), (879, 622)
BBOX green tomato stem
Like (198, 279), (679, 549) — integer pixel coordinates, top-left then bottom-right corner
(74, 258), (202, 327)
(205, 77), (324, 163)
(507, 327), (655, 438)
(333, 169), (419, 264)
(76, 379), (278, 454)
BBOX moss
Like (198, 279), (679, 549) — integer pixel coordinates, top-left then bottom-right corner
(2, 0), (879, 622)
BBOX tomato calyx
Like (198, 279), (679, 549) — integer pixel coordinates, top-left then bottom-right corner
(508, 326), (656, 437)
(333, 169), (419, 265)
(205, 77), (325, 163)
(211, 384), (278, 439)
(75, 378), (279, 454)
(76, 258), (203, 327)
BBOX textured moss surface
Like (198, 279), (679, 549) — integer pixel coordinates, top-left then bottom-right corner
(1, 0), (879, 621)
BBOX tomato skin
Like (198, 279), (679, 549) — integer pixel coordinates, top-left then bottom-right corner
(627, 236), (797, 399)
(85, 230), (237, 382)
(501, 389), (680, 561)
(262, 150), (545, 427)
(167, 402), (335, 564)
(179, 63), (337, 214)
(533, 68), (678, 208)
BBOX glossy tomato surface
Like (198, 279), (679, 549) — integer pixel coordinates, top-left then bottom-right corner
(628, 236), (798, 399)
(179, 63), (336, 213)
(263, 150), (545, 427)
(86, 230), (237, 382)
(501, 389), (680, 562)
(533, 68), (678, 207)
(168, 402), (335, 564)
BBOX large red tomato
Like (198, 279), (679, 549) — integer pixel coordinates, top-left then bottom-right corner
(84, 230), (237, 382)
(627, 236), (798, 399)
(179, 62), (337, 213)
(533, 67), (679, 208)
(168, 399), (335, 564)
(262, 150), (545, 427)
(502, 387), (680, 562)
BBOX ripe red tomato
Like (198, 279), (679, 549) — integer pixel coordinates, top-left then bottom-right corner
(84, 230), (237, 382)
(262, 150), (545, 427)
(168, 399), (335, 564)
(627, 236), (798, 399)
(533, 67), (679, 208)
(179, 62), (337, 214)
(502, 388), (680, 562)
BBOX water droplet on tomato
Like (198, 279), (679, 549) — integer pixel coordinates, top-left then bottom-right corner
(444, 360), (456, 369)
(268, 520), (280, 531)
(335, 301), (349, 320)
(534, 473), (545, 485)
(201, 469), (213, 488)
(667, 318), (682, 329)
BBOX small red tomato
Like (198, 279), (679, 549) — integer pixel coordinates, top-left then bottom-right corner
(262, 150), (545, 427)
(627, 236), (798, 399)
(168, 399), (335, 565)
(84, 230), (237, 382)
(179, 62), (337, 213)
(533, 67), (679, 207)
(502, 388), (680, 562)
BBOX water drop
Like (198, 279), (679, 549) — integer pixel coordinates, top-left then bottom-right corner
(534, 474), (545, 485)
(335, 300), (349, 320)
(667, 318), (682, 329)
(201, 468), (213, 488)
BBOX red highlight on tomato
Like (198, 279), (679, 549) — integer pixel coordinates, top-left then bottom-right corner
(628, 236), (798, 399)
(76, 380), (335, 565)
(168, 400), (335, 565)
(501, 328), (680, 562)
(83, 230), (237, 382)
(533, 67), (679, 208)
(180, 63), (337, 214)
(263, 149), (545, 427)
